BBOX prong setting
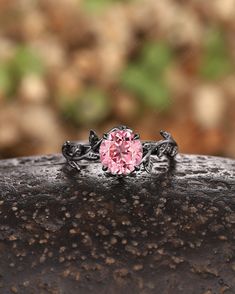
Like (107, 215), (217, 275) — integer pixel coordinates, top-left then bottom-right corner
(103, 133), (109, 140)
(102, 166), (108, 172)
(62, 126), (178, 175)
(134, 133), (140, 140)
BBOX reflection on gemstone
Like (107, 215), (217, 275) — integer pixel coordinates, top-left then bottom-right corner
(100, 129), (143, 175)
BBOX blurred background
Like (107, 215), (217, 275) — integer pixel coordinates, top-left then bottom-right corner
(0, 0), (235, 159)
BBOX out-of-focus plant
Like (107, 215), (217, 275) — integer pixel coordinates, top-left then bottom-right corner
(200, 28), (234, 80)
(121, 42), (173, 110)
(11, 46), (44, 77)
(83, 0), (133, 12)
(0, 64), (12, 97)
(0, 45), (44, 98)
(61, 88), (110, 126)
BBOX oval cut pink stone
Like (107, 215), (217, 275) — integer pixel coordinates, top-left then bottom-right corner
(99, 129), (143, 175)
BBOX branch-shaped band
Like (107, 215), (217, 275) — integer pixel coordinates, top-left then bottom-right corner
(62, 126), (178, 175)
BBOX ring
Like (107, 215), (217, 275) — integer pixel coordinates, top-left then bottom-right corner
(62, 125), (178, 175)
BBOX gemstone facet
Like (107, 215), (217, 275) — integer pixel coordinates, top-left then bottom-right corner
(99, 129), (143, 175)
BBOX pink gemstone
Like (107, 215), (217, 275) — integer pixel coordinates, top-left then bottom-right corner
(99, 129), (143, 175)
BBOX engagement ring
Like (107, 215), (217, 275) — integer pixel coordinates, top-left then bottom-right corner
(62, 125), (178, 175)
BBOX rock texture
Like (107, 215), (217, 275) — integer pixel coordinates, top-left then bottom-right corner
(0, 153), (234, 294)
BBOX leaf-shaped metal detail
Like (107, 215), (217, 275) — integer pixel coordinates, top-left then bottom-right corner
(144, 159), (153, 173)
(89, 130), (99, 147)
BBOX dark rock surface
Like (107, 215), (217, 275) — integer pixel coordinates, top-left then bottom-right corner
(0, 153), (234, 294)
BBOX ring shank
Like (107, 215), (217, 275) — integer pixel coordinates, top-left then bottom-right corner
(62, 129), (178, 173)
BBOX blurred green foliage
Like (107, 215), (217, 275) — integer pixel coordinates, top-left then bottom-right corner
(83, 0), (133, 12)
(121, 42), (172, 109)
(139, 42), (172, 75)
(200, 28), (234, 80)
(0, 64), (12, 96)
(0, 45), (44, 97)
(11, 46), (44, 77)
(62, 88), (110, 125)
